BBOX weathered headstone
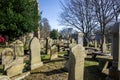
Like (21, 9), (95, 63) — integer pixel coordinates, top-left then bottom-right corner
(30, 37), (43, 70)
(6, 57), (24, 77)
(0, 76), (11, 80)
(71, 38), (76, 44)
(45, 37), (53, 54)
(68, 44), (85, 80)
(10, 40), (24, 56)
(15, 40), (24, 56)
(2, 48), (14, 68)
(109, 22), (120, 80)
(64, 43), (77, 72)
(77, 32), (83, 45)
(2, 47), (24, 77)
(94, 39), (97, 48)
(50, 45), (58, 60)
(40, 38), (45, 49)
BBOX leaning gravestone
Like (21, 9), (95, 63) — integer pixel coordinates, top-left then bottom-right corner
(68, 44), (85, 80)
(2, 48), (14, 69)
(0, 76), (11, 80)
(2, 47), (24, 77)
(30, 37), (43, 70)
(109, 22), (120, 80)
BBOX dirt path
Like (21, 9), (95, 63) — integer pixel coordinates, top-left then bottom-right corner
(23, 58), (68, 80)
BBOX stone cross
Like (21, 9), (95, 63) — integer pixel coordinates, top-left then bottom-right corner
(68, 44), (85, 80)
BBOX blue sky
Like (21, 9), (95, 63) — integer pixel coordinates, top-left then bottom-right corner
(38, 0), (65, 31)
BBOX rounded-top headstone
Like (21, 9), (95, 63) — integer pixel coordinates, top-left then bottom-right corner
(30, 37), (43, 70)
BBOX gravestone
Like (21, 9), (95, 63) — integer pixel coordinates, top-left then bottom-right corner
(71, 38), (76, 44)
(10, 40), (24, 56)
(14, 40), (24, 56)
(40, 38), (45, 49)
(30, 37), (43, 70)
(2, 48), (24, 77)
(0, 76), (11, 80)
(50, 45), (58, 60)
(46, 37), (53, 54)
(6, 57), (24, 77)
(2, 48), (14, 69)
(94, 40), (97, 48)
(68, 44), (85, 80)
(77, 32), (83, 45)
(109, 22), (120, 80)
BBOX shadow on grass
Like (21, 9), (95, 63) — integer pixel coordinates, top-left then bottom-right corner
(0, 65), (3, 75)
(85, 57), (98, 62)
(85, 55), (112, 62)
(43, 58), (66, 64)
(31, 68), (67, 76)
(84, 65), (107, 80)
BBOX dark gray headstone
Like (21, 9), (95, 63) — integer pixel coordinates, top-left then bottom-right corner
(112, 23), (120, 69)
(109, 22), (120, 80)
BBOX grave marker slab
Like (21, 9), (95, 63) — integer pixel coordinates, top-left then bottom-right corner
(30, 37), (43, 70)
(68, 44), (85, 80)
(109, 22), (120, 80)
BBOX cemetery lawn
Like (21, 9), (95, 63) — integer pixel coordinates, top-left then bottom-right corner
(0, 47), (3, 55)
(84, 55), (107, 80)
(24, 55), (107, 80)
(0, 65), (3, 75)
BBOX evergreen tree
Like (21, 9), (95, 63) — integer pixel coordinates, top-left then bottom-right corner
(50, 29), (59, 39)
(0, 0), (40, 40)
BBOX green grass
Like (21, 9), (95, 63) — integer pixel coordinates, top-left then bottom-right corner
(58, 51), (67, 56)
(0, 65), (3, 75)
(84, 57), (107, 80)
(58, 51), (67, 54)
(85, 60), (98, 67)
(41, 54), (50, 61)
(0, 47), (3, 55)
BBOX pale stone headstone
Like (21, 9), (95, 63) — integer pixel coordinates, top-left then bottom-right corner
(71, 38), (76, 44)
(10, 40), (24, 56)
(68, 44), (85, 80)
(40, 38), (45, 49)
(0, 76), (11, 80)
(50, 45), (58, 60)
(2, 48), (14, 65)
(94, 40), (97, 48)
(30, 37), (43, 70)
(6, 57), (24, 77)
(109, 22), (120, 80)
(77, 32), (83, 45)
(2, 48), (24, 77)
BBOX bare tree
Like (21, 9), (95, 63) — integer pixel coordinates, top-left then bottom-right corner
(41, 18), (51, 39)
(60, 0), (97, 43)
(111, 0), (120, 22)
(92, 0), (119, 52)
